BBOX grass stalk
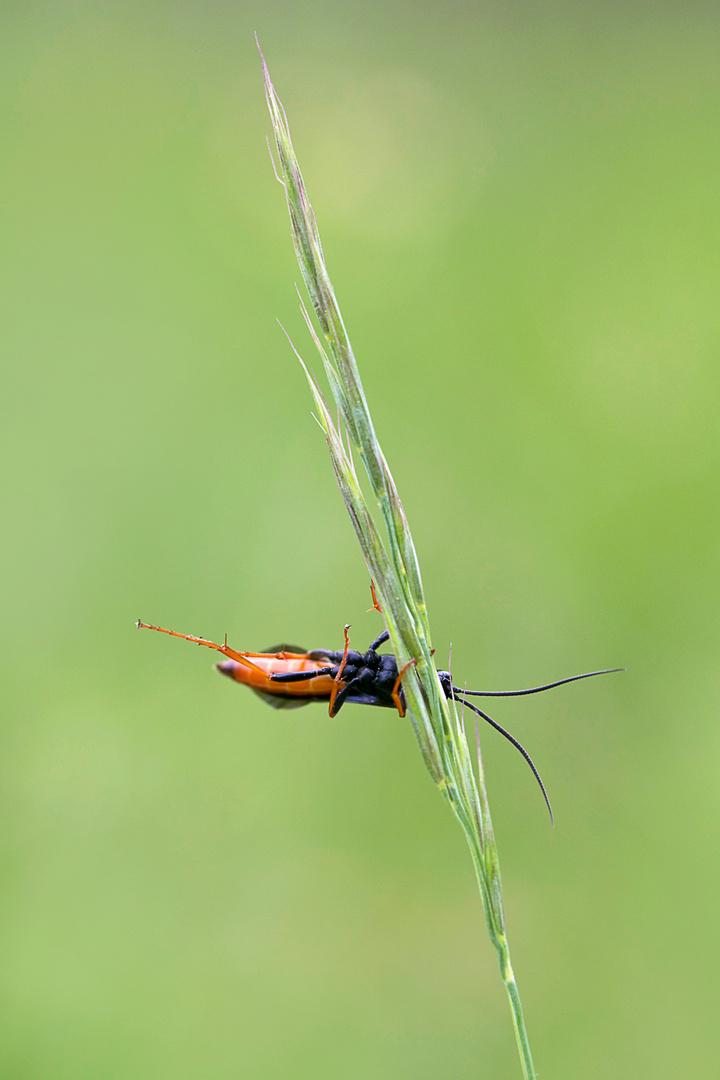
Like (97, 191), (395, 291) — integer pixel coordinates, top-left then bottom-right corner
(259, 43), (537, 1079)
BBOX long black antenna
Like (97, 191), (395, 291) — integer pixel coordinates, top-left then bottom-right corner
(452, 688), (554, 826)
(455, 668), (623, 698)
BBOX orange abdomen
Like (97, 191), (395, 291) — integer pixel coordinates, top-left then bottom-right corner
(217, 652), (338, 698)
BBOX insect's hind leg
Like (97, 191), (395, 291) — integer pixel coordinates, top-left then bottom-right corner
(136, 621), (265, 672)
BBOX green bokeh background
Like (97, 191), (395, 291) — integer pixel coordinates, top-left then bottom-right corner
(2, 3), (719, 1077)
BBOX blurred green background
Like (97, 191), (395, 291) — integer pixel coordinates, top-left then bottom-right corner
(2, 2), (719, 1077)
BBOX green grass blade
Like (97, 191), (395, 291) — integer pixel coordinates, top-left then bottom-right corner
(259, 40), (538, 1079)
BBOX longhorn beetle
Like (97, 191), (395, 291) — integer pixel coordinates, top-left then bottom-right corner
(137, 617), (621, 823)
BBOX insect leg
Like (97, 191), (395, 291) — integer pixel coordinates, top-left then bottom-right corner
(270, 666), (337, 683)
(367, 580), (383, 613)
(329, 677), (368, 718)
(390, 658), (416, 718)
(136, 621), (265, 672)
(367, 629), (390, 653)
(329, 625), (351, 716)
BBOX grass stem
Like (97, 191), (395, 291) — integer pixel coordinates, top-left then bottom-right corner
(259, 41), (538, 1078)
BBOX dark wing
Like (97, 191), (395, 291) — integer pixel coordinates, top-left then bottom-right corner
(264, 643), (307, 654)
(250, 687), (314, 710)
(342, 691), (396, 708)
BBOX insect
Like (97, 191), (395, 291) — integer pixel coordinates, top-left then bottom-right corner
(137, 618), (620, 823)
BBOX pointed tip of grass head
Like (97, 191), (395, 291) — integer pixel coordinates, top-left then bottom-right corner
(255, 34), (271, 99)
(256, 37), (286, 127)
(254, 32), (266, 71)
(256, 34), (279, 122)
